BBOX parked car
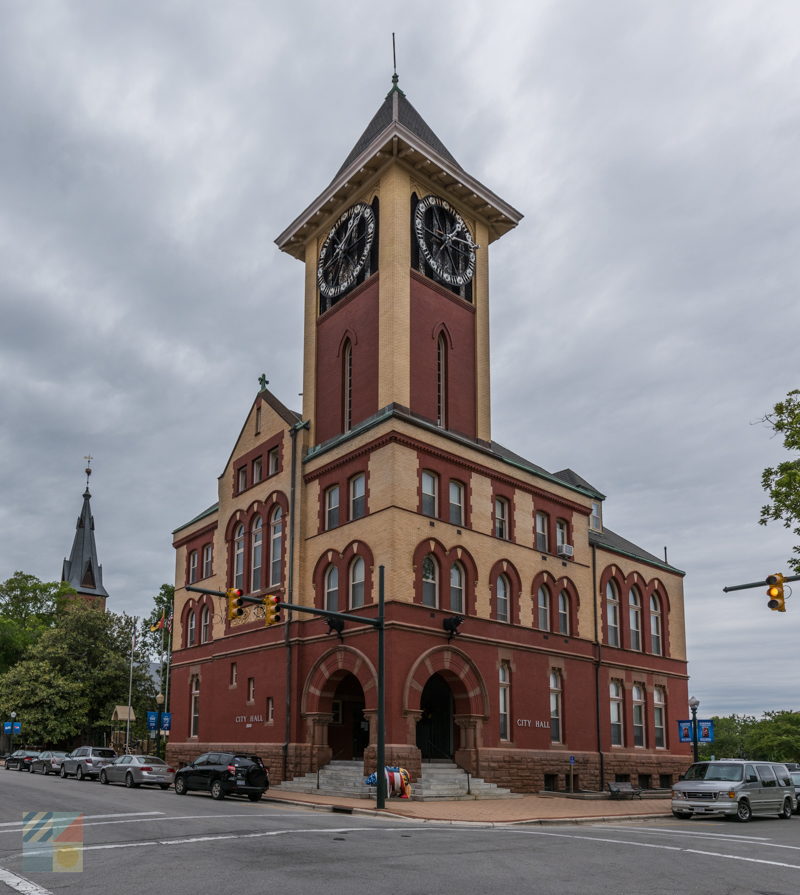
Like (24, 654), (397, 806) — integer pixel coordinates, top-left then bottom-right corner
(5, 750), (39, 771)
(789, 769), (800, 814)
(99, 755), (175, 789)
(672, 759), (795, 822)
(60, 746), (117, 780)
(173, 752), (269, 801)
(29, 751), (68, 775)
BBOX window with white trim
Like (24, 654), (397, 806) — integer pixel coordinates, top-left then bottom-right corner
(268, 447), (279, 476)
(450, 562), (464, 613)
(535, 511), (549, 552)
(654, 686), (666, 748)
(495, 497), (509, 540)
(606, 580), (620, 647)
(202, 544), (213, 579)
(190, 675), (200, 737)
(237, 467), (247, 493)
(247, 677), (255, 703)
(188, 550), (198, 584)
(233, 523), (245, 590)
(629, 587), (642, 651)
(632, 684), (645, 747)
(557, 590), (570, 635)
(421, 471), (438, 517)
(590, 501), (602, 531)
(269, 507), (283, 587)
(200, 605), (210, 643)
(449, 480), (464, 526)
(230, 662), (238, 687)
(349, 556), (365, 609)
(650, 594), (663, 655)
(349, 473), (366, 520)
(251, 517), (263, 592)
(325, 565), (339, 612)
(496, 574), (510, 622)
(537, 585), (550, 631)
(610, 680), (624, 746)
(549, 671), (562, 743)
(325, 485), (340, 530)
(187, 610), (196, 647)
(422, 554), (438, 607)
(499, 662), (511, 741)
(556, 519), (568, 549)
(252, 457), (262, 484)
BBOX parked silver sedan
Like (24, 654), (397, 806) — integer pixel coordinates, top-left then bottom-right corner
(99, 755), (175, 789)
(30, 751), (68, 775)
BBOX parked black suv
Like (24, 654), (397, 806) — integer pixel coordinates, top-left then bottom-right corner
(173, 752), (269, 801)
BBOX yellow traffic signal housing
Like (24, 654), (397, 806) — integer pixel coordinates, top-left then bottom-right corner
(227, 588), (245, 620)
(766, 574), (785, 612)
(264, 594), (282, 626)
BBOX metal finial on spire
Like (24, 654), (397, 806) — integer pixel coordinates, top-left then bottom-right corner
(392, 33), (398, 87)
(258, 373), (269, 391)
(84, 455), (93, 489)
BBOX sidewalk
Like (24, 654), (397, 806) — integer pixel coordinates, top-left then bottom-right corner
(264, 789), (671, 825)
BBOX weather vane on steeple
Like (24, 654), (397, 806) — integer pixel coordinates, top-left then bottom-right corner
(392, 33), (399, 87)
(84, 455), (93, 490)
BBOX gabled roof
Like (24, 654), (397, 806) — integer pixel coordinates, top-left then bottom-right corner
(62, 487), (109, 599)
(552, 468), (605, 498)
(276, 79), (523, 260)
(589, 526), (684, 576)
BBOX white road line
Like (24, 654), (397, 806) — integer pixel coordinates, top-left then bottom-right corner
(0, 812), (162, 829)
(0, 867), (53, 895)
(687, 848), (800, 870)
(597, 825), (773, 842)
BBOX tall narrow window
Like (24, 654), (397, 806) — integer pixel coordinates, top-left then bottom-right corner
(496, 574), (510, 622)
(629, 587), (642, 651)
(436, 333), (447, 428)
(650, 594), (663, 655)
(255, 406), (261, 435)
(349, 557), (365, 609)
(557, 590), (570, 635)
(237, 467), (247, 493)
(450, 562), (464, 613)
(190, 675), (200, 738)
(632, 684), (645, 747)
(343, 340), (353, 432)
(421, 471), (438, 517)
(610, 680), (624, 746)
(499, 663), (510, 741)
(268, 447), (279, 476)
(325, 485), (340, 530)
(422, 554), (438, 607)
(201, 605), (210, 643)
(325, 565), (339, 612)
(590, 501), (602, 531)
(349, 473), (366, 520)
(654, 686), (666, 748)
(202, 544), (213, 579)
(535, 511), (549, 552)
(495, 497), (509, 540)
(188, 550), (198, 584)
(537, 585), (551, 631)
(269, 507), (283, 587)
(247, 677), (255, 702)
(252, 457), (262, 484)
(549, 671), (562, 743)
(250, 517), (263, 592)
(187, 610), (196, 647)
(449, 480), (464, 526)
(233, 524), (245, 590)
(606, 581), (620, 647)
(230, 662), (238, 687)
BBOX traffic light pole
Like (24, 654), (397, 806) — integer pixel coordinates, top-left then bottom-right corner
(722, 574), (800, 592)
(186, 571), (389, 810)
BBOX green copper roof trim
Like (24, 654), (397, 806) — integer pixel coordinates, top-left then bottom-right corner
(303, 404), (603, 501)
(173, 502), (219, 535)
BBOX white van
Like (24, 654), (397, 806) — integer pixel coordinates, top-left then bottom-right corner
(672, 760), (795, 822)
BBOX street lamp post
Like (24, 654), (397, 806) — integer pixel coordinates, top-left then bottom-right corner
(688, 695), (700, 763)
(154, 693), (164, 758)
(9, 711), (16, 755)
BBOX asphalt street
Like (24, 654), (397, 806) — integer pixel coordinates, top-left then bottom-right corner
(2, 770), (800, 895)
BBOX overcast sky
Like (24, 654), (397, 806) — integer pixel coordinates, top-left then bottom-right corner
(1, 1), (797, 718)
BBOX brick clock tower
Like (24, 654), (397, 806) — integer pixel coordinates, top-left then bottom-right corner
(169, 76), (691, 794)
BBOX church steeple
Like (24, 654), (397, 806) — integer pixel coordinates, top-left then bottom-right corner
(61, 460), (108, 609)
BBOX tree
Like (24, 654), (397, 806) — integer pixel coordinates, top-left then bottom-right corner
(0, 572), (75, 673)
(744, 711), (800, 763)
(698, 714), (755, 761)
(760, 389), (800, 574)
(141, 584), (175, 661)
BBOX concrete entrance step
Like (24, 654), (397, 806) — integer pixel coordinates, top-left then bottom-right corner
(414, 761), (521, 801)
(272, 760), (374, 800)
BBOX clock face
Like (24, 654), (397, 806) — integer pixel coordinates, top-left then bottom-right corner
(317, 202), (376, 301)
(414, 195), (476, 288)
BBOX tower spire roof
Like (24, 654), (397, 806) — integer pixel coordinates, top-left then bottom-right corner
(62, 465), (109, 602)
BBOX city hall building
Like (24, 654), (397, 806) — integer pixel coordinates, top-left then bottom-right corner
(168, 78), (691, 792)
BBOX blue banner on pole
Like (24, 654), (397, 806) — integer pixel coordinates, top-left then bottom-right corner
(160, 713), (171, 732)
(3, 722), (10, 735)
(146, 711), (158, 731)
(12, 722), (20, 735)
(677, 719), (714, 743)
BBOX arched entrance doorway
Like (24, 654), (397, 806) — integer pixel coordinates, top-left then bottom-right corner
(415, 673), (455, 759)
(327, 673), (368, 760)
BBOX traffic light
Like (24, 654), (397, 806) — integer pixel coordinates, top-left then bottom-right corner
(766, 574), (785, 612)
(227, 588), (245, 620)
(264, 594), (282, 626)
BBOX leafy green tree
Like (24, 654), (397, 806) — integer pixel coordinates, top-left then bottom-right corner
(0, 572), (75, 672)
(744, 711), (800, 762)
(760, 389), (800, 573)
(0, 601), (156, 748)
(141, 584), (175, 661)
(698, 714), (755, 760)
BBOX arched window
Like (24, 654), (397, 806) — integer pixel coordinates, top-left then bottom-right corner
(343, 339), (353, 432)
(190, 675), (200, 738)
(549, 671), (562, 743)
(629, 587), (642, 651)
(610, 680), (623, 745)
(324, 565), (339, 612)
(422, 554), (438, 607)
(269, 507), (283, 587)
(654, 686), (666, 748)
(557, 590), (570, 635)
(349, 557), (365, 609)
(450, 562), (464, 613)
(437, 332), (447, 428)
(250, 517), (263, 592)
(606, 580), (620, 647)
(537, 585), (551, 631)
(495, 574), (510, 622)
(187, 610), (196, 647)
(632, 684), (646, 747)
(233, 524), (245, 590)
(650, 594), (663, 655)
(200, 604), (210, 643)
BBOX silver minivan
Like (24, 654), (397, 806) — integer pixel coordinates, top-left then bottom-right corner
(672, 760), (795, 822)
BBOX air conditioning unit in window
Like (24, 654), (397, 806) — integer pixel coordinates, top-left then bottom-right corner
(557, 544), (574, 558)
